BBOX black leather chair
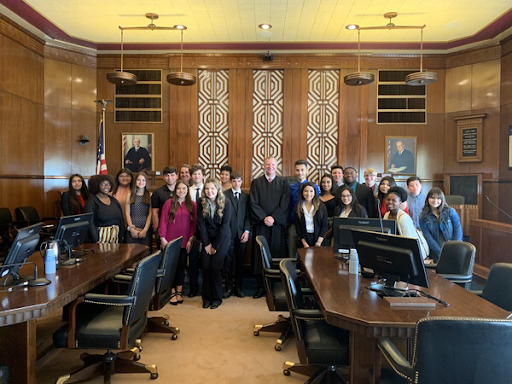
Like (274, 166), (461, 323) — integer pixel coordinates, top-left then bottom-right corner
(470, 263), (512, 311)
(426, 241), (475, 289)
(253, 235), (293, 351)
(14, 206), (57, 237)
(0, 208), (15, 261)
(53, 251), (162, 383)
(378, 317), (512, 384)
(114, 237), (183, 340)
(280, 259), (349, 383)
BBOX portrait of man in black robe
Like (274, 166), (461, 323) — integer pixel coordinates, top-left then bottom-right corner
(123, 136), (152, 173)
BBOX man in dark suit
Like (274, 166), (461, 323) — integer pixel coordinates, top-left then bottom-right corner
(337, 166), (377, 218)
(223, 171), (250, 298)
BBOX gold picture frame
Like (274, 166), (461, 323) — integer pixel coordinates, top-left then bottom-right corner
(385, 136), (417, 176)
(121, 133), (155, 172)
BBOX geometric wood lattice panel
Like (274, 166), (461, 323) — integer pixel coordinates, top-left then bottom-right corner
(252, 70), (284, 179)
(198, 69), (229, 179)
(307, 69), (339, 184)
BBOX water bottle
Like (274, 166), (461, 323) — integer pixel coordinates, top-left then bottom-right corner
(349, 248), (359, 275)
(45, 247), (56, 274)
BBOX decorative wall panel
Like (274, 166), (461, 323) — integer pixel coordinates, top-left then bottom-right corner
(198, 69), (229, 178)
(307, 70), (339, 183)
(252, 70), (284, 178)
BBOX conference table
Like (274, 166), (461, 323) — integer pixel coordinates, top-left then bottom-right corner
(297, 247), (509, 384)
(0, 243), (149, 384)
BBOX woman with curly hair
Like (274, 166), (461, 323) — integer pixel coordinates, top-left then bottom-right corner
(419, 187), (462, 262)
(376, 176), (408, 218)
(61, 174), (90, 216)
(196, 178), (232, 309)
(159, 179), (197, 305)
(84, 174), (125, 244)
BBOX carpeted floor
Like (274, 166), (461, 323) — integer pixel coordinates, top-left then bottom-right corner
(36, 294), (304, 384)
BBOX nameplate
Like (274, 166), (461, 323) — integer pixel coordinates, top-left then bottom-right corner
(384, 297), (436, 308)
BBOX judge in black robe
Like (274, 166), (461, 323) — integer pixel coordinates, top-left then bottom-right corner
(249, 171), (290, 276)
(124, 138), (151, 173)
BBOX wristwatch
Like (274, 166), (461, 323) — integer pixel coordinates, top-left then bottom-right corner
(127, 225), (135, 230)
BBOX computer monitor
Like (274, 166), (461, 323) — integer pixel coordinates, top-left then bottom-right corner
(0, 222), (44, 285)
(54, 213), (92, 265)
(351, 229), (429, 290)
(333, 217), (397, 253)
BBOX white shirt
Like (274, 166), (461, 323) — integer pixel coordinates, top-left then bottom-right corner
(231, 188), (241, 197)
(265, 174), (275, 183)
(303, 205), (315, 233)
(190, 184), (204, 203)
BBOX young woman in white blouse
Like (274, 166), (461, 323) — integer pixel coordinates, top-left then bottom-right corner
(294, 182), (329, 248)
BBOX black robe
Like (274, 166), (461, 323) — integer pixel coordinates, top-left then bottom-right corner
(249, 175), (290, 274)
(124, 147), (151, 172)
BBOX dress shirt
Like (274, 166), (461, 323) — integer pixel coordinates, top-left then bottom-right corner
(190, 183), (204, 203)
(303, 205), (315, 233)
(265, 174), (275, 183)
(407, 191), (426, 230)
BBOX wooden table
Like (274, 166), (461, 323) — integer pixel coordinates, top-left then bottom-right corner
(298, 247), (509, 384)
(0, 243), (149, 384)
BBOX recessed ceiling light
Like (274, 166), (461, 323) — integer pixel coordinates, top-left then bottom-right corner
(259, 23), (272, 30)
(346, 24), (359, 30)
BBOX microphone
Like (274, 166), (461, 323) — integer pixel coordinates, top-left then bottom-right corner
(0, 261), (51, 286)
(376, 199), (384, 233)
(484, 195), (512, 221)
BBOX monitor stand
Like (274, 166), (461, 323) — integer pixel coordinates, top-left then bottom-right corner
(3, 274), (51, 287)
(368, 282), (418, 298)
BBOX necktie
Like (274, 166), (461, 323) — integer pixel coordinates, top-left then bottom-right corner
(235, 192), (239, 200)
(195, 187), (200, 202)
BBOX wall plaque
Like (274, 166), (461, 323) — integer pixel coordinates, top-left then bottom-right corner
(455, 114), (486, 163)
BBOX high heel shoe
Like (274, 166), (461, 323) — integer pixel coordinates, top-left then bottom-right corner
(176, 291), (184, 304)
(169, 292), (178, 306)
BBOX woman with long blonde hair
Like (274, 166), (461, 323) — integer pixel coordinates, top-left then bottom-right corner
(196, 178), (232, 309)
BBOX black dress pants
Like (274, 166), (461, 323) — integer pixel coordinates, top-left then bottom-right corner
(188, 247), (200, 293)
(225, 236), (246, 290)
(202, 240), (228, 303)
(173, 248), (188, 287)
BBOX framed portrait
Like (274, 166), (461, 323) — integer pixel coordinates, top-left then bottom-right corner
(121, 133), (154, 172)
(385, 136), (417, 176)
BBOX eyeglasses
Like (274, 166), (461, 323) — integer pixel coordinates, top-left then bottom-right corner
(100, 182), (111, 187)
(119, 175), (131, 179)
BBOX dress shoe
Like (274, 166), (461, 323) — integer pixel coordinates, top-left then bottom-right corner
(189, 289), (198, 298)
(252, 288), (266, 299)
(176, 291), (184, 304)
(170, 293), (179, 306)
(233, 287), (245, 298)
(223, 289), (232, 299)
(210, 301), (222, 309)
(202, 301), (211, 309)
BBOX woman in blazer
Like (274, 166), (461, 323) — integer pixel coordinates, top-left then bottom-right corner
(196, 178), (232, 309)
(333, 186), (368, 218)
(294, 182), (329, 248)
(61, 174), (90, 216)
(419, 187), (462, 261)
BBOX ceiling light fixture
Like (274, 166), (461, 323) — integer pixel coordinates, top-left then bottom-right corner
(344, 28), (374, 86)
(167, 29), (197, 86)
(346, 24), (358, 30)
(258, 23), (272, 30)
(405, 27), (438, 86)
(107, 13), (196, 87)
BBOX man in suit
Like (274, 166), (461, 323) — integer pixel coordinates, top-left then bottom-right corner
(339, 166), (377, 218)
(223, 171), (250, 298)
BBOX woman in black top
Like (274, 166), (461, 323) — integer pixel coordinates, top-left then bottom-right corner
(333, 186), (368, 218)
(319, 174), (337, 218)
(196, 178), (232, 309)
(84, 174), (125, 243)
(295, 182), (329, 248)
(61, 174), (90, 216)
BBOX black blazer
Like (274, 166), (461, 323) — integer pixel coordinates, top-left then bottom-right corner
(60, 191), (85, 216)
(336, 183), (376, 218)
(196, 199), (232, 250)
(224, 189), (250, 239)
(332, 204), (368, 218)
(294, 203), (328, 245)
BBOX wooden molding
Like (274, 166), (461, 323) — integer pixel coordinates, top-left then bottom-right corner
(0, 13), (44, 56)
(44, 44), (97, 68)
(445, 43), (501, 69)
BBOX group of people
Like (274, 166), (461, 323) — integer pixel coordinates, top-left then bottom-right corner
(59, 157), (463, 309)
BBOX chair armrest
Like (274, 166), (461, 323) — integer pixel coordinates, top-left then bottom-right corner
(112, 274), (133, 284)
(83, 293), (136, 306)
(293, 309), (324, 320)
(425, 263), (437, 269)
(263, 267), (281, 278)
(300, 288), (315, 296)
(272, 258), (296, 267)
(124, 268), (135, 274)
(378, 337), (415, 380)
(437, 273), (472, 283)
(468, 290), (483, 296)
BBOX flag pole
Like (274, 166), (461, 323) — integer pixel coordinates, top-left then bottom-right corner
(94, 99), (112, 174)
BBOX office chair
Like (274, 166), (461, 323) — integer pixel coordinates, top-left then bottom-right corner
(378, 317), (512, 384)
(14, 206), (58, 237)
(280, 259), (349, 383)
(253, 235), (293, 351)
(470, 263), (512, 311)
(0, 208), (16, 260)
(53, 251), (162, 383)
(114, 237), (183, 340)
(426, 241), (475, 289)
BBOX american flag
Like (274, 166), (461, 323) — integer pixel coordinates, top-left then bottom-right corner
(96, 119), (108, 175)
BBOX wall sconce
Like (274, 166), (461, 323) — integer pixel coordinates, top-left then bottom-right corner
(78, 136), (90, 145)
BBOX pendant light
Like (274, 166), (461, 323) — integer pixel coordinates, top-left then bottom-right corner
(106, 27), (137, 86)
(405, 28), (438, 86)
(167, 30), (197, 86)
(344, 28), (374, 86)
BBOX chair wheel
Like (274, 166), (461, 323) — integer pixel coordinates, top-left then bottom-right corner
(171, 334), (178, 340)
(254, 331), (259, 336)
(150, 372), (158, 380)
(283, 370), (290, 376)
(163, 320), (169, 326)
(275, 344), (282, 351)
(138, 346), (143, 352)
(133, 354), (141, 361)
